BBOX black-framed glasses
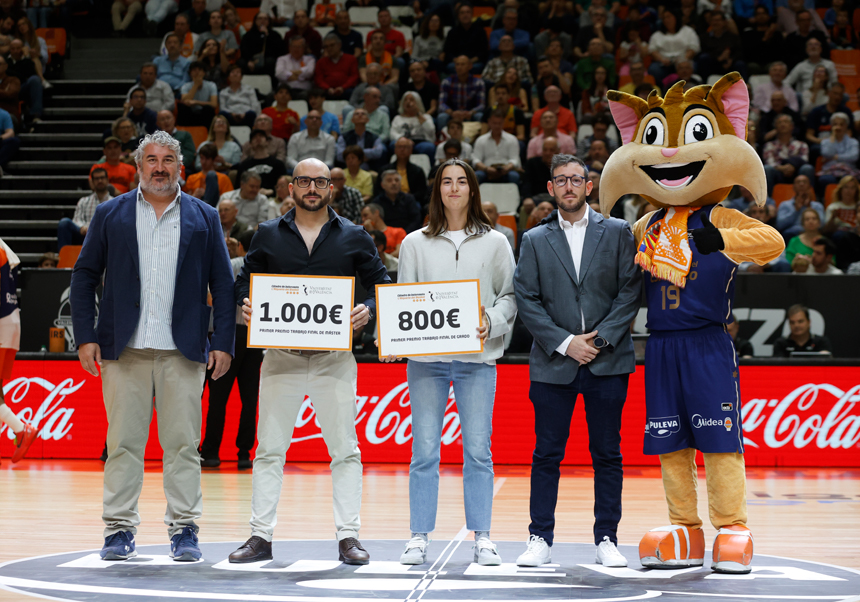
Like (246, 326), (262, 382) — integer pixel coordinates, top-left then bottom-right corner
(552, 174), (586, 188)
(294, 176), (331, 188)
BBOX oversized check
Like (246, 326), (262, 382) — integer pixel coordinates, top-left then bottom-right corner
(376, 279), (483, 358)
(247, 274), (355, 350)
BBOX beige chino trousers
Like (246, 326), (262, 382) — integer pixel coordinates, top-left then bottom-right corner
(101, 347), (206, 538)
(250, 349), (362, 542)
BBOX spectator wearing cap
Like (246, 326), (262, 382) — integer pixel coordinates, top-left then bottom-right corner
(128, 63), (175, 114)
(90, 137), (137, 195)
(185, 143), (234, 206)
(337, 107), (385, 169)
(286, 109), (335, 171)
(178, 61), (219, 126)
(156, 109), (197, 173)
(123, 87), (157, 138)
(241, 114), (287, 164)
(219, 65), (261, 128)
(438, 56), (486, 131)
(315, 33), (359, 101)
(154, 33), (191, 92)
(275, 36), (316, 99)
(262, 84), (301, 140)
(235, 129), (289, 191)
(285, 9), (323, 58)
(57, 168), (113, 251)
(773, 305), (833, 357)
(473, 109), (522, 185)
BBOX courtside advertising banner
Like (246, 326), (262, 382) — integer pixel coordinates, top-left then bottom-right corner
(2, 361), (859, 466)
(376, 280), (483, 358)
(247, 274), (354, 351)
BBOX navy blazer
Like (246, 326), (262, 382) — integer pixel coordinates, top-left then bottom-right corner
(514, 208), (642, 384)
(70, 189), (235, 363)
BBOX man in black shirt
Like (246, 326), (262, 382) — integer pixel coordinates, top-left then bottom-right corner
(442, 3), (489, 72)
(333, 10), (363, 57)
(230, 158), (390, 567)
(772, 304), (833, 357)
(372, 168), (422, 231)
(5, 39), (42, 121)
(235, 129), (288, 190)
(404, 61), (439, 117)
(185, 0), (210, 34)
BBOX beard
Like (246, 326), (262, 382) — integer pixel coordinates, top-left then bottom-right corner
(557, 193), (586, 215)
(293, 187), (330, 212)
(140, 169), (179, 195)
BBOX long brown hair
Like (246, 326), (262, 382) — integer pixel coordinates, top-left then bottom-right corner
(419, 13), (444, 40)
(425, 159), (492, 236)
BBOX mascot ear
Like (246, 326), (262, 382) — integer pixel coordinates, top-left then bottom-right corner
(607, 91), (649, 146)
(708, 72), (749, 139)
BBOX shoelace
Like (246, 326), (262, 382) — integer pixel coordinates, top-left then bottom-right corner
(475, 539), (498, 554)
(598, 538), (622, 557)
(526, 535), (546, 553)
(405, 537), (427, 551)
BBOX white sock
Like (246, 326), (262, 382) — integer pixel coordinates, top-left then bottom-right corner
(0, 403), (24, 434)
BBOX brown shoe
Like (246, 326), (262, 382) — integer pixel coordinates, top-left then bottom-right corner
(338, 537), (370, 565)
(229, 536), (273, 563)
(11, 424), (37, 463)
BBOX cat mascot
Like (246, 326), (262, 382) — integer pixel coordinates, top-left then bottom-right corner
(599, 73), (784, 574)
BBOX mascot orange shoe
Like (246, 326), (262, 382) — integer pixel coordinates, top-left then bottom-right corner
(599, 73), (785, 574)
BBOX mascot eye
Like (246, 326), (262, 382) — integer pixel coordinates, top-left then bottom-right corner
(641, 117), (665, 145)
(684, 115), (714, 144)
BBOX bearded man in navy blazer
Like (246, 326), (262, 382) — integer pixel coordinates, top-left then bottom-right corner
(71, 130), (235, 563)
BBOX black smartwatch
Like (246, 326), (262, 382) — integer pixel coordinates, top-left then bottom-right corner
(593, 335), (609, 349)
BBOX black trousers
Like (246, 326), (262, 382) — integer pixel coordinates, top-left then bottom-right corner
(528, 366), (629, 546)
(200, 324), (263, 461)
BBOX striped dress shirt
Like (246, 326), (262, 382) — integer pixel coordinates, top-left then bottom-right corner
(128, 188), (182, 350)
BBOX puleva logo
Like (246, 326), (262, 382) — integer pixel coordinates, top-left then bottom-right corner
(645, 416), (680, 438)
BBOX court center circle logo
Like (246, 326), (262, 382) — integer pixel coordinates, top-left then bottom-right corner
(1, 540), (858, 601)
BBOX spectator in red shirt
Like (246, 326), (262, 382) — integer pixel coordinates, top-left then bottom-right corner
(91, 137), (137, 195)
(315, 33), (359, 100)
(262, 84), (301, 140)
(285, 9), (322, 58)
(366, 8), (405, 59)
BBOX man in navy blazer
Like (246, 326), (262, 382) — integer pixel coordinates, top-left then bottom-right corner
(71, 130), (235, 563)
(513, 154), (641, 569)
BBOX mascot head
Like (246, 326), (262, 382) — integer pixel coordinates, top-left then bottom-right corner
(599, 72), (766, 216)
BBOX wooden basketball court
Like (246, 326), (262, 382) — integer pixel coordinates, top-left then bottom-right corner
(1, 461), (858, 601)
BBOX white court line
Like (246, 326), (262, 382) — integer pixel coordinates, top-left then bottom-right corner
(403, 477), (507, 602)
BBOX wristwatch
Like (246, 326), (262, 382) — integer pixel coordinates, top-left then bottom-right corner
(593, 335), (609, 349)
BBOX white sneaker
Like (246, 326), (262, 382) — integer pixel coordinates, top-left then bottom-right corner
(516, 534), (551, 567)
(399, 536), (428, 565)
(595, 535), (628, 567)
(473, 537), (502, 566)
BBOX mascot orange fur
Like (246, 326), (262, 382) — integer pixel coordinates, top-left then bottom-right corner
(599, 73), (785, 574)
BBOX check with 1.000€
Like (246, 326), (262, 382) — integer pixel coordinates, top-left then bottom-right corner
(247, 274), (355, 350)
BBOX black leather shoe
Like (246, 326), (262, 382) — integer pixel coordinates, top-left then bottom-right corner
(229, 536), (273, 563)
(201, 458), (221, 468)
(338, 537), (369, 565)
(237, 459), (253, 470)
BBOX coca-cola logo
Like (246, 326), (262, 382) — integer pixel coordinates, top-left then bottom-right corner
(741, 384), (860, 450)
(0, 377), (83, 441)
(291, 382), (461, 446)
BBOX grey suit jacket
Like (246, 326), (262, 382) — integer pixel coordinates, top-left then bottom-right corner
(514, 207), (642, 384)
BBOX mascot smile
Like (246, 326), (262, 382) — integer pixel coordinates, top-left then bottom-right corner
(600, 73), (785, 574)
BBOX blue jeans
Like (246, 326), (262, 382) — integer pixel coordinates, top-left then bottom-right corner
(202, 171), (221, 207)
(27, 6), (52, 27)
(435, 110), (482, 131)
(57, 217), (84, 251)
(220, 109), (257, 128)
(21, 75), (43, 118)
(407, 360), (496, 533)
(475, 170), (520, 185)
(0, 135), (20, 167)
(528, 366), (629, 546)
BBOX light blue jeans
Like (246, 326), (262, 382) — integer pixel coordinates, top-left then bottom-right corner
(406, 360), (496, 533)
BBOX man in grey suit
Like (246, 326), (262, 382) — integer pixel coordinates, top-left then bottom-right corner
(513, 153), (641, 568)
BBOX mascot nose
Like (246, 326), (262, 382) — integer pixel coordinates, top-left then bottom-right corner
(661, 148), (679, 157)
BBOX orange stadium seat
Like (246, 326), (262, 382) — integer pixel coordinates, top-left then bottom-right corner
(854, 7), (860, 31)
(831, 49), (859, 77)
(57, 245), (82, 269)
(35, 28), (67, 58)
(815, 8), (827, 21)
(841, 77), (860, 110)
(772, 184), (794, 205)
(824, 184), (838, 207)
(235, 7), (258, 23)
(473, 6), (495, 19)
(178, 126), (208, 149)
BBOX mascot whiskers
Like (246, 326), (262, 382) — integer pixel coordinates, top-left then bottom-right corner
(599, 73), (785, 574)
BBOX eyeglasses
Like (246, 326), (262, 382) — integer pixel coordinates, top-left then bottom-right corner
(293, 176), (331, 188)
(552, 174), (586, 188)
